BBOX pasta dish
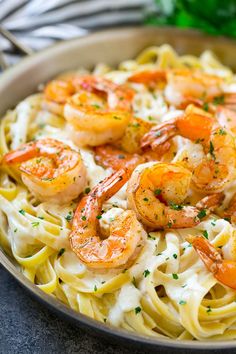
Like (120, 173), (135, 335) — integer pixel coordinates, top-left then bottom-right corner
(1, 44), (236, 341)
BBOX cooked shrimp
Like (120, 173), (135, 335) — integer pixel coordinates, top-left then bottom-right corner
(186, 235), (236, 290)
(165, 69), (223, 106)
(127, 162), (223, 229)
(128, 68), (224, 107)
(70, 168), (146, 269)
(64, 76), (134, 146)
(128, 70), (167, 89)
(142, 105), (236, 193)
(43, 79), (75, 115)
(1, 138), (87, 203)
(94, 145), (146, 172)
(223, 193), (236, 224)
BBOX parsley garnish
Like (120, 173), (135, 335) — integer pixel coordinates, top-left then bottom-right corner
(58, 248), (65, 257)
(179, 300), (187, 305)
(173, 253), (178, 259)
(209, 141), (215, 159)
(94, 285), (97, 292)
(96, 215), (102, 219)
(202, 230), (209, 239)
(169, 202), (183, 211)
(19, 209), (25, 215)
(202, 102), (209, 111)
(84, 187), (91, 194)
(135, 306), (142, 314)
(31, 221), (39, 227)
(154, 189), (162, 196)
(143, 197), (149, 202)
(197, 209), (207, 220)
(172, 273), (178, 280)
(65, 211), (73, 222)
(218, 128), (226, 136)
(206, 306), (212, 313)
(213, 95), (225, 105)
(81, 215), (86, 221)
(143, 269), (150, 278)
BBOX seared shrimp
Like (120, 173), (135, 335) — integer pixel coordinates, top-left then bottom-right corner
(165, 69), (223, 107)
(187, 235), (236, 290)
(223, 193), (236, 224)
(70, 168), (146, 269)
(1, 138), (87, 203)
(142, 105), (236, 193)
(94, 145), (146, 172)
(64, 76), (134, 146)
(128, 69), (167, 89)
(43, 79), (75, 115)
(127, 162), (223, 229)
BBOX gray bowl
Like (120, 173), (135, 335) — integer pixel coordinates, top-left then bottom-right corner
(1, 27), (236, 351)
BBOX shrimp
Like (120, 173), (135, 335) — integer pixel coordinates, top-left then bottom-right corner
(129, 68), (236, 110)
(186, 235), (236, 290)
(127, 162), (223, 229)
(43, 79), (76, 116)
(94, 145), (146, 172)
(128, 70), (167, 89)
(64, 76), (134, 146)
(223, 193), (236, 224)
(142, 105), (236, 193)
(165, 69), (223, 107)
(1, 138), (87, 203)
(69, 168), (146, 269)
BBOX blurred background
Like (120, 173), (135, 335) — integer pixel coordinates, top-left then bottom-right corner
(1, 0), (236, 66)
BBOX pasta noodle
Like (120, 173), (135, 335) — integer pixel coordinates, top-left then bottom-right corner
(1, 44), (236, 341)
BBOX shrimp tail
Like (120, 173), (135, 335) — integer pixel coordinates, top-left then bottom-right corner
(141, 119), (177, 151)
(187, 235), (236, 290)
(196, 193), (225, 214)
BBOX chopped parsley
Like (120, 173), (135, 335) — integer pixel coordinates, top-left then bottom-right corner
(169, 202), (183, 211)
(143, 269), (150, 278)
(38, 216), (44, 220)
(206, 306), (212, 313)
(132, 276), (137, 288)
(19, 209), (25, 215)
(154, 189), (162, 196)
(96, 215), (102, 220)
(58, 248), (65, 257)
(94, 285), (97, 292)
(103, 318), (107, 323)
(172, 273), (179, 280)
(173, 253), (178, 259)
(179, 300), (187, 305)
(113, 116), (121, 120)
(14, 228), (17, 233)
(92, 104), (101, 109)
(202, 230), (209, 239)
(84, 187), (91, 194)
(218, 128), (226, 136)
(148, 234), (155, 240)
(213, 95), (225, 105)
(209, 141), (215, 159)
(143, 197), (149, 202)
(135, 306), (142, 314)
(197, 209), (207, 220)
(65, 211), (73, 222)
(167, 221), (173, 228)
(31, 221), (40, 227)
(202, 102), (209, 111)
(81, 215), (86, 221)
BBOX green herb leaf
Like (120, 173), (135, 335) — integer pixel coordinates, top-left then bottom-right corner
(19, 209), (25, 215)
(197, 209), (207, 220)
(31, 221), (40, 227)
(58, 248), (65, 257)
(135, 306), (142, 314)
(202, 230), (209, 239)
(179, 300), (187, 305)
(143, 269), (150, 278)
(172, 273), (179, 280)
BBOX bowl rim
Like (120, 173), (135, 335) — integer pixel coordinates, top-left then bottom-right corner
(1, 26), (236, 350)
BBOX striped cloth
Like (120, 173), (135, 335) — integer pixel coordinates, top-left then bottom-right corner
(0, 0), (154, 65)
